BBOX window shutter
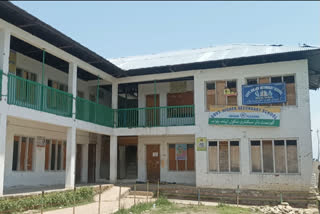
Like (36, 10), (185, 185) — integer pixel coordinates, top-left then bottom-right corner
(20, 137), (27, 171)
(169, 144), (176, 170)
(45, 140), (50, 170)
(27, 138), (34, 171)
(187, 144), (195, 170)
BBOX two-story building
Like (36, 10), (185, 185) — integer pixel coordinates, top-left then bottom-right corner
(0, 2), (320, 197)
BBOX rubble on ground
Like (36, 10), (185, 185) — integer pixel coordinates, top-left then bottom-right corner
(254, 202), (318, 214)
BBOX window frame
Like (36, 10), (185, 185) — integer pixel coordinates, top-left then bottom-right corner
(45, 139), (66, 172)
(249, 138), (299, 175)
(244, 74), (297, 107)
(207, 139), (241, 174)
(205, 79), (238, 111)
(12, 135), (35, 172)
(167, 143), (195, 172)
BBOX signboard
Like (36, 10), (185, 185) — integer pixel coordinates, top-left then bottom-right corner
(209, 106), (280, 127)
(196, 137), (207, 151)
(175, 144), (187, 160)
(242, 83), (286, 105)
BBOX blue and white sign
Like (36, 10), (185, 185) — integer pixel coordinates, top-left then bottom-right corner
(242, 83), (286, 105)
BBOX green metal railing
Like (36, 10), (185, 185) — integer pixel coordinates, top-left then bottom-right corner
(115, 105), (195, 128)
(7, 74), (73, 117)
(76, 97), (114, 127)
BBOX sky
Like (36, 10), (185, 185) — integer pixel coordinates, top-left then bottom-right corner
(12, 1), (320, 158)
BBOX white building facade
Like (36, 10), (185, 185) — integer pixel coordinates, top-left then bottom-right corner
(0, 2), (320, 196)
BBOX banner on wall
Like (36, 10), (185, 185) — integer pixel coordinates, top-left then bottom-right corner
(175, 144), (187, 160)
(196, 137), (207, 151)
(242, 83), (286, 105)
(208, 106), (280, 127)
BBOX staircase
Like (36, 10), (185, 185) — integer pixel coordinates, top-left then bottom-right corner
(126, 161), (137, 179)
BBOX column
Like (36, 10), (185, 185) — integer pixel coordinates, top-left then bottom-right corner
(109, 135), (117, 183)
(65, 126), (76, 188)
(68, 62), (77, 120)
(0, 114), (7, 195)
(112, 83), (118, 109)
(0, 28), (10, 102)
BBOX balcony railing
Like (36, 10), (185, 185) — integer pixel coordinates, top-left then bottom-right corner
(115, 105), (195, 128)
(4, 74), (195, 128)
(76, 97), (114, 127)
(7, 74), (73, 117)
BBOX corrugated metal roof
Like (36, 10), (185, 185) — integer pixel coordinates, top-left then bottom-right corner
(109, 44), (319, 71)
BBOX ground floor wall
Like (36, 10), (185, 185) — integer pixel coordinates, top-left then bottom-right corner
(3, 117), (108, 188)
(137, 135), (196, 185)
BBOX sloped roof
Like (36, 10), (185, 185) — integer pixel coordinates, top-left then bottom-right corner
(109, 44), (319, 70)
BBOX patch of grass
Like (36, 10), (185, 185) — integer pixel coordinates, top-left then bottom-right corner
(0, 187), (94, 213)
(115, 197), (259, 214)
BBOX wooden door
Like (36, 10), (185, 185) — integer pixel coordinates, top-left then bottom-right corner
(146, 145), (160, 183)
(75, 144), (82, 184)
(146, 94), (159, 127)
(88, 144), (96, 183)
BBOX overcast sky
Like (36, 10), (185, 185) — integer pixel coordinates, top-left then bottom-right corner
(12, 1), (320, 158)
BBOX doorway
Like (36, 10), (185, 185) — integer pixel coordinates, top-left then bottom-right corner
(146, 144), (160, 183)
(117, 136), (138, 179)
(88, 144), (96, 183)
(146, 94), (159, 127)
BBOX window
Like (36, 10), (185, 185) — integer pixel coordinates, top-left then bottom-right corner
(48, 79), (68, 92)
(45, 139), (66, 171)
(167, 91), (194, 118)
(168, 144), (195, 171)
(250, 139), (298, 174)
(208, 140), (240, 172)
(16, 68), (37, 82)
(12, 136), (34, 171)
(77, 90), (85, 98)
(206, 80), (237, 110)
(246, 75), (296, 106)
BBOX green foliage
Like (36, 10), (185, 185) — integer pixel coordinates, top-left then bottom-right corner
(0, 187), (94, 213)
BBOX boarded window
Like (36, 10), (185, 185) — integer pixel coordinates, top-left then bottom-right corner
(219, 141), (229, 172)
(250, 141), (262, 172)
(230, 141), (240, 172)
(45, 139), (66, 171)
(12, 136), (34, 171)
(262, 140), (274, 173)
(167, 91), (194, 118)
(168, 144), (195, 171)
(208, 141), (218, 171)
(287, 140), (298, 173)
(209, 140), (240, 173)
(284, 76), (296, 105)
(206, 80), (237, 110)
(274, 140), (286, 173)
(206, 82), (215, 110)
(250, 139), (298, 174)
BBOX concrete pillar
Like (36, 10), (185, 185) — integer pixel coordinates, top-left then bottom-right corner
(112, 83), (118, 109)
(0, 28), (10, 102)
(68, 62), (77, 120)
(65, 126), (76, 188)
(109, 135), (117, 183)
(0, 114), (7, 195)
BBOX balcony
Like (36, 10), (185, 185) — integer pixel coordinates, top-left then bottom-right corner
(7, 74), (73, 117)
(115, 105), (195, 128)
(76, 97), (114, 127)
(5, 74), (195, 128)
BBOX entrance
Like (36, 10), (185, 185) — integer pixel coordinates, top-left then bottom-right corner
(88, 144), (96, 183)
(100, 136), (110, 180)
(75, 144), (82, 184)
(146, 94), (159, 127)
(146, 144), (160, 182)
(118, 136), (138, 179)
